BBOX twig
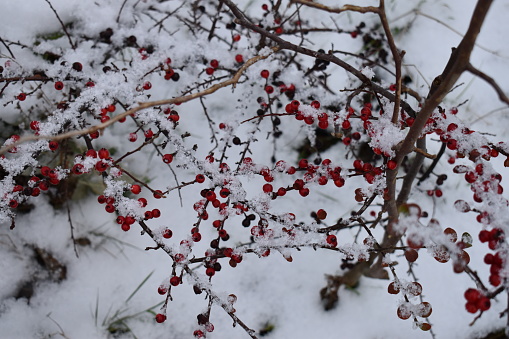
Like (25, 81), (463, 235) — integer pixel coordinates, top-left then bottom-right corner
(116, 0), (129, 23)
(66, 202), (79, 258)
(44, 0), (76, 49)
(0, 36), (15, 59)
(466, 63), (509, 105)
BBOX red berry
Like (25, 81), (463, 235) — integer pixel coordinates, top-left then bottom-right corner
(72, 164), (85, 175)
(192, 232), (202, 242)
(162, 229), (173, 239)
(326, 234), (337, 247)
(129, 133), (138, 142)
(316, 209), (327, 220)
(131, 184), (141, 194)
(210, 59), (219, 68)
(387, 160), (397, 170)
(477, 297), (491, 311)
(162, 154), (173, 164)
(464, 288), (481, 302)
(144, 129), (154, 139)
(30, 121), (40, 131)
(152, 209), (161, 218)
(193, 330), (205, 338)
(277, 187), (286, 196)
(195, 174), (205, 183)
(95, 161), (109, 172)
(299, 187), (310, 197)
(143, 81), (152, 90)
(98, 148), (110, 159)
(233, 34), (241, 42)
(465, 302), (479, 313)
(298, 159), (308, 169)
(489, 274), (501, 287)
(205, 267), (215, 277)
(155, 313), (167, 323)
(479, 230), (490, 243)
(48, 141), (59, 151)
(235, 54), (244, 63)
(17, 93), (27, 101)
(54, 81), (64, 90)
(260, 70), (270, 78)
(170, 276), (180, 286)
(262, 183), (273, 193)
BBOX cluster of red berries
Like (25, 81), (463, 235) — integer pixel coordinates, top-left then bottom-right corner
(98, 104), (120, 123)
(206, 59), (220, 75)
(352, 159), (382, 184)
(464, 288), (491, 313)
(453, 163), (503, 208)
(161, 57), (179, 81)
(284, 99), (330, 129)
(479, 228), (505, 286)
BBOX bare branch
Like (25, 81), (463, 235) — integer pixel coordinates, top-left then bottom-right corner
(466, 63), (509, 105)
(44, 0), (76, 49)
(290, 0), (378, 14)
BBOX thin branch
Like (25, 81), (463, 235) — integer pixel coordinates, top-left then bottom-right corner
(44, 0), (76, 49)
(0, 36), (15, 59)
(466, 63), (509, 105)
(66, 202), (79, 258)
(116, 0), (129, 23)
(377, 0), (405, 124)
